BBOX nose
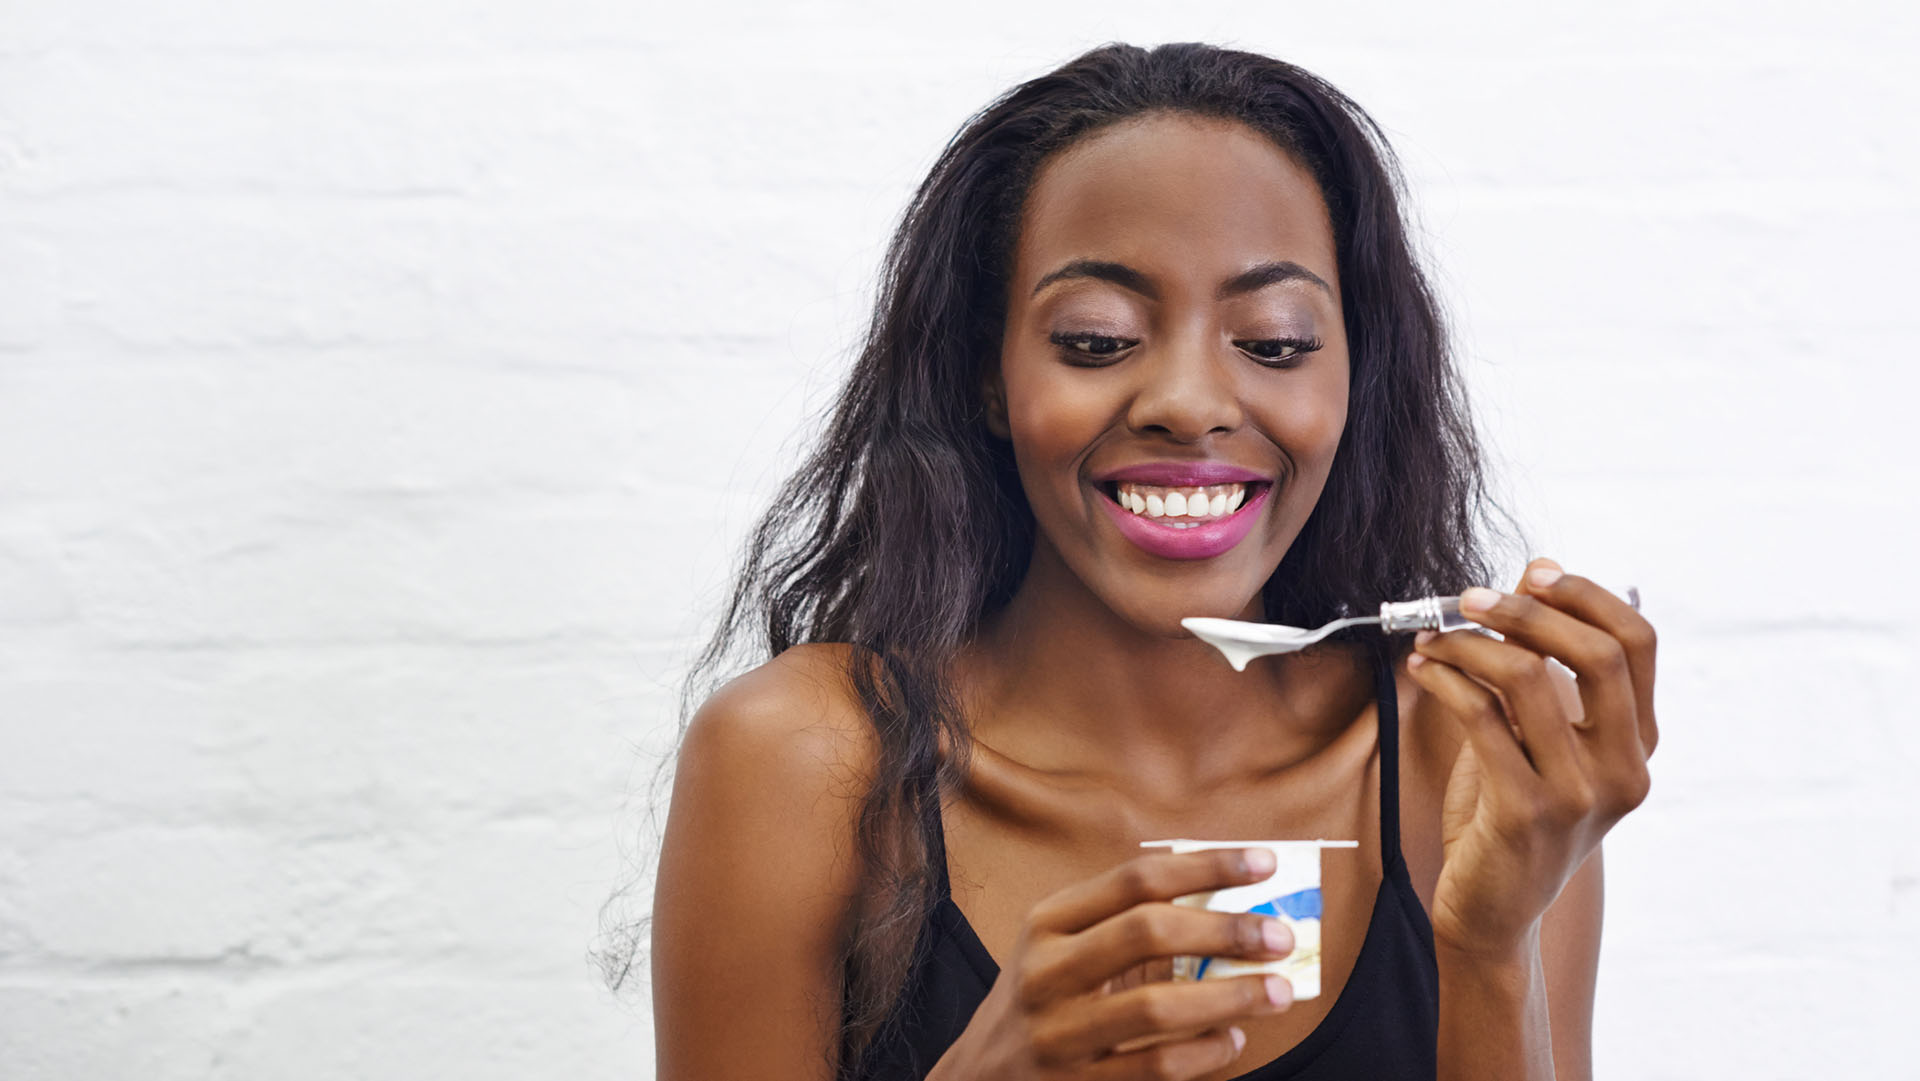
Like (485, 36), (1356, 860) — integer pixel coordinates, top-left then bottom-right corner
(1124, 335), (1244, 442)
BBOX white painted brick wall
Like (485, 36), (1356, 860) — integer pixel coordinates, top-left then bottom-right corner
(3, 2), (1915, 1078)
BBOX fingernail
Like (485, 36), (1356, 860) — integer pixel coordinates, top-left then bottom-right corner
(1528, 566), (1563, 589)
(1406, 652), (1425, 670)
(1460, 587), (1502, 612)
(1413, 630), (1435, 647)
(1264, 975), (1292, 1008)
(1261, 918), (1292, 954)
(1243, 847), (1276, 876)
(1231, 1026), (1247, 1051)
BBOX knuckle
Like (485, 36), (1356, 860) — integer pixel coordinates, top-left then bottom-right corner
(1594, 638), (1631, 679)
(1513, 654), (1551, 690)
(1240, 974), (1273, 1010)
(1541, 773), (1595, 823)
(1624, 617), (1657, 657)
(1012, 977), (1044, 1012)
(1146, 1043), (1188, 1081)
(1012, 953), (1054, 1010)
(1506, 592), (1542, 620)
(1218, 848), (1250, 879)
(1559, 779), (1598, 822)
(1118, 862), (1158, 902)
(1536, 796), (1575, 830)
(1612, 764), (1652, 813)
(1136, 905), (1180, 951)
(1233, 913), (1266, 953)
(1134, 985), (1181, 1030)
(1516, 789), (1555, 830)
(1498, 649), (1547, 684)
(1632, 765), (1653, 807)
(1212, 1028), (1243, 1068)
(1026, 1019), (1071, 1068)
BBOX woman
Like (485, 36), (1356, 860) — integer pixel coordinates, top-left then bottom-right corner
(639, 42), (1657, 1081)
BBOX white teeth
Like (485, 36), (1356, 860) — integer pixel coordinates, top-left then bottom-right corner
(1113, 482), (1253, 523)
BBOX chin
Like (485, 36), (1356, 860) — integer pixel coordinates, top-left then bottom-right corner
(1110, 585), (1260, 641)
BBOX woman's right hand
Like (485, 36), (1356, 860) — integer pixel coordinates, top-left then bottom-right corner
(930, 847), (1297, 1081)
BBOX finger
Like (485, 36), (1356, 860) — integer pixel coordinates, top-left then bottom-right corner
(1039, 975), (1288, 1063)
(1489, 563), (1620, 712)
(1406, 648), (1537, 786)
(1030, 849), (1276, 935)
(1452, 585), (1630, 760)
(1416, 618), (1585, 786)
(1519, 567), (1659, 758)
(1029, 903), (1290, 999)
(1461, 582), (1637, 755)
(1081, 1025), (1247, 1081)
(1511, 556), (1560, 595)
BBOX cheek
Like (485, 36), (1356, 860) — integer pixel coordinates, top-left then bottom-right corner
(1005, 367), (1106, 466)
(1264, 371), (1349, 464)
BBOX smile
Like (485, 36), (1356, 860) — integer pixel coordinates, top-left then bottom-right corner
(1096, 480), (1272, 560)
(1110, 482), (1248, 525)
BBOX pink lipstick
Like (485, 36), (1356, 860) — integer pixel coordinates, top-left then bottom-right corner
(1096, 481), (1271, 560)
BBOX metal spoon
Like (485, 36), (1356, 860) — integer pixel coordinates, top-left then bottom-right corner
(1183, 586), (1642, 672)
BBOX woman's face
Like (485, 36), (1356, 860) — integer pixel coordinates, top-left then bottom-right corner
(989, 112), (1350, 637)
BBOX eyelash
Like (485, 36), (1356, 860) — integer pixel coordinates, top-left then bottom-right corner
(1048, 332), (1324, 369)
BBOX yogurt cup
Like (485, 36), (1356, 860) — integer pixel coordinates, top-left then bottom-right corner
(1139, 839), (1358, 1000)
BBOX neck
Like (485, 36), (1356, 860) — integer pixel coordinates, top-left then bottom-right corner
(958, 542), (1374, 797)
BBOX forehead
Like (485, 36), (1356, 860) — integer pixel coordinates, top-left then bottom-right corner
(1014, 113), (1337, 294)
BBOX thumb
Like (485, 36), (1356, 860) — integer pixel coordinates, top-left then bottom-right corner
(1515, 555), (1563, 596)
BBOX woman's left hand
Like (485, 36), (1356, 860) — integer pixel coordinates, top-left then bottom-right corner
(1408, 557), (1658, 959)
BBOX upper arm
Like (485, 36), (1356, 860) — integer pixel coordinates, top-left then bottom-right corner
(651, 645), (876, 1081)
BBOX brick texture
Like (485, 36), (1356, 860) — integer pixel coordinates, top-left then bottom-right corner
(3, 3), (1915, 1078)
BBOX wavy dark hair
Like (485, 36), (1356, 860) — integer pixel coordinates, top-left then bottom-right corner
(598, 41), (1522, 1077)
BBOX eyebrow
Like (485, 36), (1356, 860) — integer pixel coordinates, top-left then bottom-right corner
(1030, 259), (1333, 300)
(1217, 260), (1334, 299)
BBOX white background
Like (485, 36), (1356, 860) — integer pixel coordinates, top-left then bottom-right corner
(3, 2), (1916, 1077)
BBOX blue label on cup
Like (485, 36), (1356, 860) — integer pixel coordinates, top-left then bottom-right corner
(1195, 887), (1321, 979)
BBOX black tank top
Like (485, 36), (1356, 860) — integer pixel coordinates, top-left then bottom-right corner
(850, 646), (1439, 1079)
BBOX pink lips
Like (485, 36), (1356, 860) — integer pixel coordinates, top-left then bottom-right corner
(1096, 481), (1271, 561)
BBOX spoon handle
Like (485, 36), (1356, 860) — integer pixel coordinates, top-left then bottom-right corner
(1378, 585), (1642, 634)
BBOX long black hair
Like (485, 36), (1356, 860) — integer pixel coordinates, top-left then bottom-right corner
(598, 41), (1522, 1076)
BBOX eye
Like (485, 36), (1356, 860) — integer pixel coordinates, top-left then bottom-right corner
(1049, 332), (1137, 366)
(1234, 336), (1324, 368)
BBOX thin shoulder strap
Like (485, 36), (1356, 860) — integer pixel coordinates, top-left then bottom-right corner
(1372, 645), (1405, 870)
(922, 779), (953, 900)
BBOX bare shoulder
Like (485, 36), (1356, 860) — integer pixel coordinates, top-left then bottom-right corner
(652, 642), (878, 1081)
(663, 641), (879, 901)
(679, 641), (879, 799)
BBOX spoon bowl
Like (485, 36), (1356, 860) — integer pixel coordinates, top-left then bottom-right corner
(1181, 615), (1377, 671)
